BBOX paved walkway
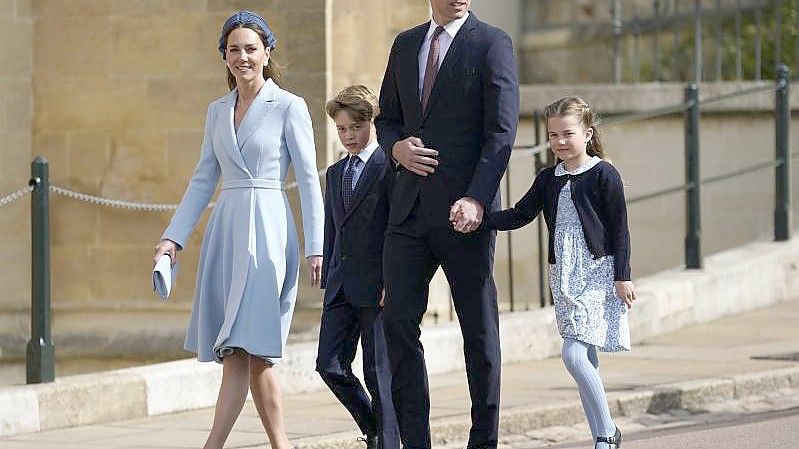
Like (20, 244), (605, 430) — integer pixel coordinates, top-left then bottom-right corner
(512, 390), (799, 448)
(0, 299), (797, 449)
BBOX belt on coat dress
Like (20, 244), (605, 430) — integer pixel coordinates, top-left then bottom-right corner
(222, 178), (285, 270)
(221, 179), (284, 190)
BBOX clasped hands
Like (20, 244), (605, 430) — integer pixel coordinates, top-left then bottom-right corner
(392, 137), (483, 233)
(449, 198), (483, 233)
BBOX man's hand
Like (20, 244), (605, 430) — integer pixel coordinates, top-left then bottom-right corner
(392, 137), (438, 176)
(449, 197), (484, 233)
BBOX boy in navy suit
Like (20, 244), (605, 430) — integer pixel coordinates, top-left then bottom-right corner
(317, 85), (397, 449)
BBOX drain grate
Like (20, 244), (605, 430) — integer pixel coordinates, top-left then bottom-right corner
(751, 352), (799, 361)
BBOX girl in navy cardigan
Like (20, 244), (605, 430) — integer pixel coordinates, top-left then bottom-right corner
(488, 97), (635, 449)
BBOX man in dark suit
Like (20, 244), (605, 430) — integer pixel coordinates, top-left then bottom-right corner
(317, 85), (398, 449)
(375, 1), (519, 448)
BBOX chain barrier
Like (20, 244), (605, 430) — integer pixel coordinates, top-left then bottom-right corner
(1, 167), (331, 213)
(27, 165), (328, 212)
(48, 185), (203, 211)
(45, 166), (328, 211)
(0, 185), (35, 208)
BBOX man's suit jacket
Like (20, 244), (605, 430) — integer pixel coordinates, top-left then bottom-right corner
(375, 13), (519, 226)
(320, 147), (393, 307)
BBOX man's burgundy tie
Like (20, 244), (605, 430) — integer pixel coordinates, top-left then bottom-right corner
(421, 26), (445, 113)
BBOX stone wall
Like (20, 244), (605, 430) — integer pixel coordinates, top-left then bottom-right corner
(0, 0), (33, 345)
(327, 0), (429, 162)
(25, 0), (341, 315)
(0, 0), (431, 360)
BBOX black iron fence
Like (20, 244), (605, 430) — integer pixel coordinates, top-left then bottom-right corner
(500, 64), (793, 312)
(522, 0), (798, 83)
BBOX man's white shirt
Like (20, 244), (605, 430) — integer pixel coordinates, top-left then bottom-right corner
(417, 12), (470, 99)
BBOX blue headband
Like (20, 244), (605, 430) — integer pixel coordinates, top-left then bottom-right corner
(218, 10), (277, 58)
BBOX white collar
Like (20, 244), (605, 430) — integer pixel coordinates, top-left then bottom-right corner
(427, 12), (470, 40)
(555, 156), (602, 176)
(349, 140), (379, 165)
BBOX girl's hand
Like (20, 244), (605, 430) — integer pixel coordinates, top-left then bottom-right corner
(153, 239), (178, 267)
(615, 280), (636, 309)
(307, 255), (323, 287)
(379, 289), (386, 308)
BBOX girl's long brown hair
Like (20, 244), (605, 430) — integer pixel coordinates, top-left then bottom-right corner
(543, 97), (607, 160)
(222, 23), (282, 91)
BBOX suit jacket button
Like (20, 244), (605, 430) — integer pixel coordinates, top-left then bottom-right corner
(341, 255), (347, 261)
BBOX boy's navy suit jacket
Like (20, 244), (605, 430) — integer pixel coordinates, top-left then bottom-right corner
(320, 146), (393, 307)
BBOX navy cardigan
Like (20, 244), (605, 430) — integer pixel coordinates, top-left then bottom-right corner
(487, 161), (631, 281)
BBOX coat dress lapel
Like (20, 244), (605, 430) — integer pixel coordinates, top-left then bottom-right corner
(236, 78), (279, 151)
(218, 79), (280, 176)
(214, 90), (251, 176)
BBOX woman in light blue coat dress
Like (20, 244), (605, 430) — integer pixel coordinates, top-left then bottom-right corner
(152, 11), (323, 449)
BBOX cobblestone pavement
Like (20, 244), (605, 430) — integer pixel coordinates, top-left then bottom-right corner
(435, 388), (799, 449)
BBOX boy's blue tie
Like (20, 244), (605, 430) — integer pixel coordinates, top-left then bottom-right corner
(343, 156), (360, 210)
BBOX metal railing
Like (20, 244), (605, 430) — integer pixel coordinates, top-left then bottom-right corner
(0, 67), (794, 379)
(521, 0), (798, 83)
(0, 162), (328, 384)
(500, 64), (793, 312)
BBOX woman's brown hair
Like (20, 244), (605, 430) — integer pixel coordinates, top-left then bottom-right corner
(543, 97), (607, 160)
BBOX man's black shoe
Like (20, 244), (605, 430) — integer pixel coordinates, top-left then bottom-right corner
(357, 435), (379, 449)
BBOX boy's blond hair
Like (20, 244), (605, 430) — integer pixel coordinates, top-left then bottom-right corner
(325, 85), (380, 123)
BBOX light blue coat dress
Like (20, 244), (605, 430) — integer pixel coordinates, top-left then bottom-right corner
(162, 79), (324, 363)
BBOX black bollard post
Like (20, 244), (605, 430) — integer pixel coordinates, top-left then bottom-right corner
(27, 156), (55, 384)
(775, 64), (792, 241)
(684, 85), (702, 269)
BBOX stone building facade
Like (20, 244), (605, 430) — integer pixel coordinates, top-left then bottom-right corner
(0, 0), (430, 359)
(5, 0), (794, 363)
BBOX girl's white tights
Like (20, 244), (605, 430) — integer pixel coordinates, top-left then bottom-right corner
(561, 338), (616, 448)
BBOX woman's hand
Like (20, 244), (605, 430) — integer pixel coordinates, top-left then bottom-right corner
(153, 239), (178, 267)
(614, 280), (636, 309)
(307, 255), (322, 287)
